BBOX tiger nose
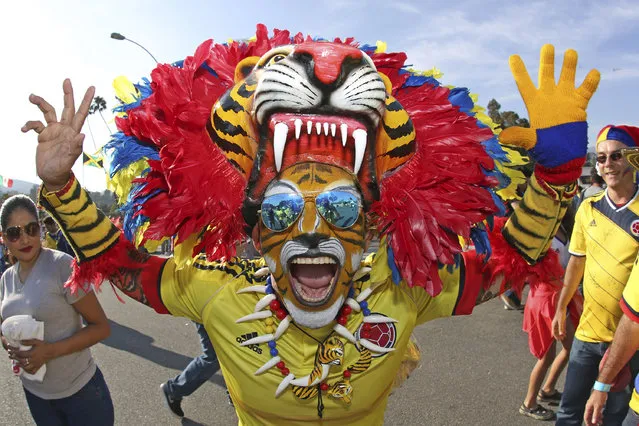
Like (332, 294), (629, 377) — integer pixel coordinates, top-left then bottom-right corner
(295, 42), (364, 85)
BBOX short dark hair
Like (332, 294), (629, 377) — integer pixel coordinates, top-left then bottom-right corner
(0, 195), (38, 232)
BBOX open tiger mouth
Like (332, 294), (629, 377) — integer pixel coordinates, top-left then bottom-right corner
(288, 255), (340, 306)
(268, 113), (369, 174)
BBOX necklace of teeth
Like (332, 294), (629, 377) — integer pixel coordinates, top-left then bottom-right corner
(236, 267), (397, 398)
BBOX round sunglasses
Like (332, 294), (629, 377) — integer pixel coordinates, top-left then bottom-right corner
(596, 151), (623, 164)
(4, 222), (40, 243)
(261, 190), (361, 232)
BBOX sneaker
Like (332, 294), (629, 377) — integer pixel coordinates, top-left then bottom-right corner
(519, 403), (555, 421)
(160, 382), (184, 418)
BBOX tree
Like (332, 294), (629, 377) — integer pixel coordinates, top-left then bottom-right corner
(486, 99), (530, 129)
(90, 96), (112, 134)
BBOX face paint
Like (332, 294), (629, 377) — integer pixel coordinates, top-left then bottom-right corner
(258, 162), (366, 328)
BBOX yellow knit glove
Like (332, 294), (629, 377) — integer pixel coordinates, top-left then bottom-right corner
(499, 44), (600, 151)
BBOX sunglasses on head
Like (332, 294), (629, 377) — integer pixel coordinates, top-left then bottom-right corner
(596, 151), (623, 164)
(261, 190), (361, 232)
(4, 222), (40, 243)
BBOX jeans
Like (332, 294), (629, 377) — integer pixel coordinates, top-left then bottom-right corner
(165, 322), (220, 400)
(24, 367), (114, 426)
(556, 338), (630, 425)
(623, 408), (639, 426)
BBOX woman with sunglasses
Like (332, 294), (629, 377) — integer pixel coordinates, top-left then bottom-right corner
(0, 194), (114, 425)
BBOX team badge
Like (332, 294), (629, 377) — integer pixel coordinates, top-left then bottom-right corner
(631, 220), (639, 237)
(355, 313), (397, 357)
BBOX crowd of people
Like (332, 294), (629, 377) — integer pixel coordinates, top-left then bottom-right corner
(1, 31), (639, 426)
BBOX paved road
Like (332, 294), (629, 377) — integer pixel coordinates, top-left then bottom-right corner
(1, 289), (559, 425)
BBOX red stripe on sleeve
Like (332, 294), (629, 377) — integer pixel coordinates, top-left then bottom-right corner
(621, 296), (639, 324)
(454, 251), (484, 315)
(140, 255), (171, 314)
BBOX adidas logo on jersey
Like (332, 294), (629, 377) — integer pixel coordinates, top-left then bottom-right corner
(236, 332), (263, 354)
(589, 220), (596, 227)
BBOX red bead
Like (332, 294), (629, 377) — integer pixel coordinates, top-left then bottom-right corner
(281, 367), (290, 376)
(320, 383), (329, 391)
(362, 323), (372, 331)
(276, 361), (285, 369)
(361, 330), (371, 339)
(269, 300), (281, 311)
(276, 309), (287, 320)
(341, 305), (352, 315)
(343, 370), (352, 378)
(337, 316), (347, 326)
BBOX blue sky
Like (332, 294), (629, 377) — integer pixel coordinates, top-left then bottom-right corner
(1, 0), (638, 191)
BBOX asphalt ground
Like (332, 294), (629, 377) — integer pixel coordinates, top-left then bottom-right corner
(0, 289), (559, 425)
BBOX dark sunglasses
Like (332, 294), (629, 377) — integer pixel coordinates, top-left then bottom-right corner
(596, 151), (623, 164)
(4, 222), (40, 243)
(261, 190), (361, 232)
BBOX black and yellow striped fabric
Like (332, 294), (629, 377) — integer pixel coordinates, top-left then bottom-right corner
(569, 190), (639, 343)
(208, 74), (259, 177)
(38, 176), (119, 262)
(502, 174), (577, 264)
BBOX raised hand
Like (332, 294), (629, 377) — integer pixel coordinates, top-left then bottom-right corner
(22, 79), (95, 191)
(499, 45), (600, 173)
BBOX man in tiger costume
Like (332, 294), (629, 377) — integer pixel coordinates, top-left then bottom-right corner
(22, 25), (599, 425)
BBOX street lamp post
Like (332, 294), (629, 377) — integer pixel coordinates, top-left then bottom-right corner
(110, 32), (159, 64)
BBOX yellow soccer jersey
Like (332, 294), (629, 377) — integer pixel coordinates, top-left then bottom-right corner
(158, 252), (468, 426)
(569, 189), (639, 343)
(621, 255), (639, 413)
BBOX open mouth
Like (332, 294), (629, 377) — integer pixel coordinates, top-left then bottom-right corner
(268, 113), (370, 174)
(288, 255), (340, 306)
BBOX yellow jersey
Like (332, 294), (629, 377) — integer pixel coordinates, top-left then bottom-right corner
(621, 255), (639, 413)
(569, 189), (639, 343)
(158, 251), (468, 425)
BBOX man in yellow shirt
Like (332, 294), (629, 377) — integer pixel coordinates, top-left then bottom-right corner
(583, 145), (639, 426)
(23, 31), (599, 424)
(553, 125), (639, 425)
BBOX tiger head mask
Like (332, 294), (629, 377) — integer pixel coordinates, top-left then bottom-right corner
(208, 40), (415, 221)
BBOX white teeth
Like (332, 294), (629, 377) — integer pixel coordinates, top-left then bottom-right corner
(294, 119), (302, 140)
(340, 124), (348, 146)
(273, 122), (289, 172)
(272, 118), (366, 174)
(352, 128), (367, 174)
(291, 256), (336, 265)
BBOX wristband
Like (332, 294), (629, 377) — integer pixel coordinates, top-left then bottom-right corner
(593, 381), (612, 392)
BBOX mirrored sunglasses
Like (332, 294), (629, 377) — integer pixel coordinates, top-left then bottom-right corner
(5, 222), (40, 243)
(261, 190), (361, 232)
